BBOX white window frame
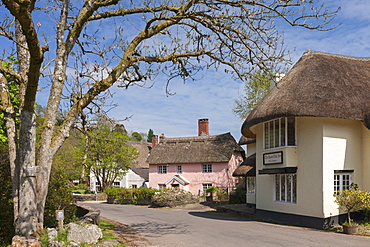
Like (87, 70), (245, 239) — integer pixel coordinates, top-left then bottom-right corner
(203, 183), (212, 192)
(177, 165), (182, 174)
(158, 184), (166, 189)
(246, 177), (256, 195)
(334, 172), (352, 194)
(264, 117), (296, 150)
(158, 165), (167, 174)
(202, 164), (212, 173)
(275, 174), (297, 203)
(113, 181), (120, 187)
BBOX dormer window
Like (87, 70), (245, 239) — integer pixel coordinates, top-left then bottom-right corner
(264, 117), (296, 149)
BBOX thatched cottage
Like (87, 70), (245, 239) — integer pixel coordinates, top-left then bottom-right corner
(240, 50), (370, 228)
(148, 119), (245, 195)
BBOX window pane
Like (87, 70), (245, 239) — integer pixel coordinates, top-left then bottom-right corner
(280, 118), (286, 146)
(292, 174), (297, 203)
(281, 175), (286, 201)
(275, 175), (280, 201)
(275, 119), (280, 147)
(264, 123), (269, 149)
(287, 117), (296, 146)
(287, 174), (292, 202)
(269, 121), (274, 148)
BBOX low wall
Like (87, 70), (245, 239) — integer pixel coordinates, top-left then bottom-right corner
(75, 204), (101, 225)
(73, 193), (107, 202)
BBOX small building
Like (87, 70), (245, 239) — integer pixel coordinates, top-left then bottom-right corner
(90, 141), (150, 192)
(148, 119), (245, 195)
(241, 50), (370, 228)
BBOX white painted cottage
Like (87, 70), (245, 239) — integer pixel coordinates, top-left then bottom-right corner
(240, 50), (370, 228)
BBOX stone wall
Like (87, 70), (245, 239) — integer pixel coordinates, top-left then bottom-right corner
(73, 193), (107, 202)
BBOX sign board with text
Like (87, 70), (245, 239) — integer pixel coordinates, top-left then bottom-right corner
(263, 151), (283, 165)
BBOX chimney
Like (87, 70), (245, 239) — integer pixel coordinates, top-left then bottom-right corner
(152, 135), (158, 148)
(198, 118), (209, 136)
(159, 133), (165, 142)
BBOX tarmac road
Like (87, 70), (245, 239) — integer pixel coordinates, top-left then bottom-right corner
(81, 201), (370, 247)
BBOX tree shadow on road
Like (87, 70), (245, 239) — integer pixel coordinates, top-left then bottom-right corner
(188, 211), (253, 222)
(131, 221), (190, 238)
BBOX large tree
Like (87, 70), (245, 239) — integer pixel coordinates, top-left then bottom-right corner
(0, 0), (338, 237)
(87, 116), (138, 192)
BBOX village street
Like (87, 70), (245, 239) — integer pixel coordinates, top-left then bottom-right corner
(81, 202), (370, 247)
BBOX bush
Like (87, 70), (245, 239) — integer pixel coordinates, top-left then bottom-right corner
(151, 189), (199, 208)
(105, 187), (160, 204)
(229, 187), (246, 204)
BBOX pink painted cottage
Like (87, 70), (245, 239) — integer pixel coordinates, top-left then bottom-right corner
(147, 119), (245, 195)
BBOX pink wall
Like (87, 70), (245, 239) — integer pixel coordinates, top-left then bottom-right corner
(149, 152), (243, 195)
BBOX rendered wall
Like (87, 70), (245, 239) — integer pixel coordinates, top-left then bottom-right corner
(252, 118), (325, 218)
(149, 153), (243, 194)
(322, 118), (363, 218)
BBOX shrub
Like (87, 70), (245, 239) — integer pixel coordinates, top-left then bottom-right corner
(334, 185), (370, 225)
(105, 187), (160, 204)
(229, 187), (247, 204)
(151, 189), (199, 208)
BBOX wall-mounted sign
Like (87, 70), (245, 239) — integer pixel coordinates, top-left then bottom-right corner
(263, 151), (283, 165)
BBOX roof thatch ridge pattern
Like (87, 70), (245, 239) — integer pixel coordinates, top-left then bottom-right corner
(303, 50), (370, 62)
(161, 132), (232, 143)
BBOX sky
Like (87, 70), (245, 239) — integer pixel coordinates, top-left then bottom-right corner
(4, 1), (368, 142)
(108, 0), (370, 141)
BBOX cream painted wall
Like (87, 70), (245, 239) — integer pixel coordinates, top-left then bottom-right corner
(250, 117), (370, 220)
(322, 118), (363, 218)
(252, 118), (325, 218)
(247, 143), (256, 156)
(362, 125), (370, 190)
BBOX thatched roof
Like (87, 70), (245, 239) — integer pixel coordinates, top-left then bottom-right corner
(238, 136), (256, 145)
(130, 142), (151, 168)
(232, 153), (256, 177)
(242, 50), (370, 138)
(131, 168), (149, 181)
(147, 132), (244, 164)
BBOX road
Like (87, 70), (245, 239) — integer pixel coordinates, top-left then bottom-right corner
(81, 202), (370, 247)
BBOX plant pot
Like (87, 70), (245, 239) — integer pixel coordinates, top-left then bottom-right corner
(342, 224), (359, 235)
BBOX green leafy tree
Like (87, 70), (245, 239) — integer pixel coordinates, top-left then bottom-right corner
(147, 129), (154, 143)
(233, 71), (272, 120)
(0, 0), (339, 237)
(334, 185), (370, 225)
(131, 131), (143, 142)
(88, 122), (138, 192)
(0, 145), (14, 245)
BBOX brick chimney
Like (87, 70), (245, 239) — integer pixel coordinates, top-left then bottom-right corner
(198, 118), (209, 136)
(151, 135), (158, 148)
(159, 133), (165, 142)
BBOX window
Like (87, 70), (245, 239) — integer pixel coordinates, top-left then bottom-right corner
(131, 184), (137, 189)
(246, 177), (256, 194)
(113, 181), (120, 187)
(158, 165), (167, 174)
(264, 117), (296, 149)
(275, 174), (297, 203)
(334, 172), (352, 194)
(177, 165), (182, 174)
(202, 164), (212, 173)
(203, 183), (212, 192)
(159, 184), (166, 189)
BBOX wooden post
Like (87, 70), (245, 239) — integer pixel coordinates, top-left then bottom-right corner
(56, 210), (64, 231)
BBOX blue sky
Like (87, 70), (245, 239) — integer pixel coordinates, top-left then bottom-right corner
(3, 1), (368, 142)
(108, 0), (370, 141)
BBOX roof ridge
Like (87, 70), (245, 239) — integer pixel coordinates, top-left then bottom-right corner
(161, 132), (231, 142)
(303, 50), (370, 62)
